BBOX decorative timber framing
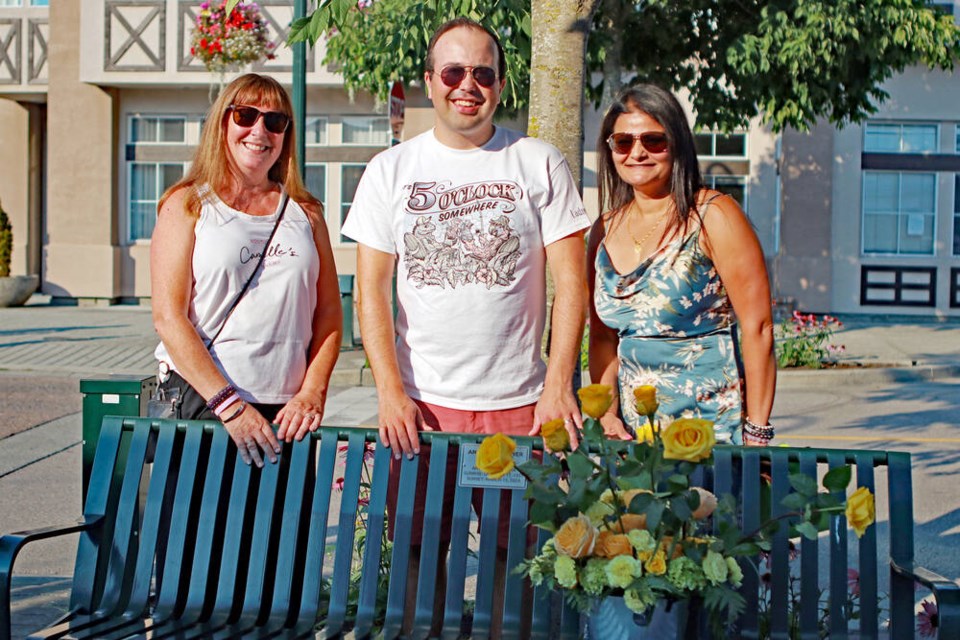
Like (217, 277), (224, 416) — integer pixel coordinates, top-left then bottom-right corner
(27, 18), (47, 84)
(0, 18), (22, 85)
(860, 265), (937, 307)
(105, 0), (165, 72)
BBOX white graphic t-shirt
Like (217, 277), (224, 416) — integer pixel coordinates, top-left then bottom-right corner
(341, 127), (589, 410)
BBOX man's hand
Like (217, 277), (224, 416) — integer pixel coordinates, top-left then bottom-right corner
(378, 389), (429, 459)
(530, 382), (583, 449)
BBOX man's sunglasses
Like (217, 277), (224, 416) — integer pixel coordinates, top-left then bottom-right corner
(435, 65), (498, 89)
(228, 105), (291, 134)
(606, 132), (670, 155)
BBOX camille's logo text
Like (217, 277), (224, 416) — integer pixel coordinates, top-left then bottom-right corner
(404, 180), (522, 221)
(240, 242), (298, 265)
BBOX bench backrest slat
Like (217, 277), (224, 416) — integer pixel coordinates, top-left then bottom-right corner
(501, 488), (532, 638)
(71, 415), (125, 612)
(325, 430), (368, 632)
(798, 451), (821, 636)
(738, 449), (763, 635)
(155, 424), (206, 618)
(382, 453), (420, 637)
(473, 487), (505, 638)
(352, 442), (392, 637)
(767, 449), (793, 636)
(888, 451), (916, 638)
(413, 438), (450, 634)
(442, 460), (476, 638)
(856, 455), (880, 638)
(211, 445), (254, 615)
(241, 440), (286, 620)
(828, 451), (851, 637)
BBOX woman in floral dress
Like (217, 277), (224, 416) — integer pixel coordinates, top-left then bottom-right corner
(587, 85), (775, 446)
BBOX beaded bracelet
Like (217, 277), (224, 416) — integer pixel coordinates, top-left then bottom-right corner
(206, 384), (238, 412)
(743, 417), (775, 444)
(213, 393), (241, 418)
(221, 400), (247, 424)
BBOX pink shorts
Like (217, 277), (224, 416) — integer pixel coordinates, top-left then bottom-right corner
(386, 400), (536, 548)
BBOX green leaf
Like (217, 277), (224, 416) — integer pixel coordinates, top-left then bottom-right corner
(645, 499), (665, 531)
(529, 501), (557, 528)
(781, 492), (807, 511)
(565, 452), (594, 479)
(670, 495), (692, 521)
(788, 472), (818, 497)
(822, 466), (852, 492)
(795, 521), (820, 541)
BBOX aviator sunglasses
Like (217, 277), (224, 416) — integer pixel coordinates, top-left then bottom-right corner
(435, 64), (498, 89)
(228, 105), (291, 134)
(607, 131), (670, 155)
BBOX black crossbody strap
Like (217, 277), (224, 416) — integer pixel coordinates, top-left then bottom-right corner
(205, 192), (290, 350)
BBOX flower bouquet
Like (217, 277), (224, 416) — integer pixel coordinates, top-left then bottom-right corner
(475, 385), (876, 633)
(190, 1), (275, 73)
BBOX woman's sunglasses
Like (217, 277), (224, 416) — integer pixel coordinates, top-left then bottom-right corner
(435, 65), (498, 89)
(228, 105), (291, 135)
(607, 131), (670, 155)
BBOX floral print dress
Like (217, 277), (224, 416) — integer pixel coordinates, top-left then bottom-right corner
(594, 210), (744, 444)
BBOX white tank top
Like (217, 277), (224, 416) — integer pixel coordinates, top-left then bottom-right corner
(155, 187), (320, 403)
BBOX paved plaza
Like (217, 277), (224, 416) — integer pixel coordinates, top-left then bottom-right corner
(1, 301), (959, 638)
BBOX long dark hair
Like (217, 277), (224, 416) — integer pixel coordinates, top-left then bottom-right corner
(597, 84), (703, 232)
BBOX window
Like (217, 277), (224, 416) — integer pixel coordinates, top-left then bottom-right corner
(862, 171), (937, 255)
(694, 132), (747, 158)
(340, 164), (366, 242)
(704, 175), (747, 209)
(129, 163), (184, 241)
(864, 123), (938, 153)
(342, 117), (390, 146)
(30, 0), (49, 5)
(954, 175), (960, 255)
(305, 163), (327, 208)
(305, 117), (329, 146)
(129, 116), (186, 144)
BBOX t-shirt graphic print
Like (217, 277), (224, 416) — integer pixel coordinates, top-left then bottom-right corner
(402, 179), (523, 290)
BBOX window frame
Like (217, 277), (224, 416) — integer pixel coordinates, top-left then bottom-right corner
(693, 131), (748, 159)
(340, 116), (391, 147)
(860, 170), (938, 257)
(127, 161), (187, 243)
(128, 114), (189, 145)
(339, 163), (368, 244)
(863, 122), (939, 154)
(305, 117), (330, 147)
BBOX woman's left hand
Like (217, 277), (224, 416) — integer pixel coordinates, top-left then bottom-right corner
(276, 390), (326, 442)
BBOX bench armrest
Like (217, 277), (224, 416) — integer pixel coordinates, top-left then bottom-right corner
(0, 517), (101, 640)
(892, 560), (960, 639)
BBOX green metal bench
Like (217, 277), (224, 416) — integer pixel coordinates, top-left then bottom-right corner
(0, 417), (578, 639)
(712, 445), (960, 639)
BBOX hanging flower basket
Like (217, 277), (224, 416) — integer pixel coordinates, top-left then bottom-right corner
(190, 1), (275, 74)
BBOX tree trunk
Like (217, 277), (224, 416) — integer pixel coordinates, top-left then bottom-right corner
(527, 0), (601, 188)
(599, 0), (625, 109)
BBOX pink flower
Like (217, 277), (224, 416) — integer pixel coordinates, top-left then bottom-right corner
(847, 568), (860, 597)
(332, 476), (345, 492)
(917, 599), (938, 637)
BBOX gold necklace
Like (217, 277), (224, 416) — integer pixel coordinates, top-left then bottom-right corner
(626, 206), (665, 255)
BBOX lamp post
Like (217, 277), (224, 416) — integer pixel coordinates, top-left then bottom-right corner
(291, 0), (306, 177)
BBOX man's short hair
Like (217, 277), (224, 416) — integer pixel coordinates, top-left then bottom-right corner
(425, 17), (506, 83)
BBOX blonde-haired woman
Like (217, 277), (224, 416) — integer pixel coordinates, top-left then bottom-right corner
(151, 73), (341, 466)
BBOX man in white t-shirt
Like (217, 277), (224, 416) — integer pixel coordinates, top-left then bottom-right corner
(342, 17), (589, 456)
(341, 16), (589, 635)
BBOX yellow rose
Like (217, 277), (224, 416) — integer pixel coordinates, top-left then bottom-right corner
(633, 385), (659, 417)
(594, 530), (634, 558)
(609, 513), (647, 533)
(636, 421), (655, 444)
(475, 433), (516, 480)
(540, 417), (571, 452)
(846, 486), (876, 538)
(554, 515), (599, 558)
(690, 487), (718, 519)
(578, 384), (613, 419)
(644, 549), (667, 575)
(662, 418), (716, 463)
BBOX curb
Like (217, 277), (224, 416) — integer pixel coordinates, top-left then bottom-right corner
(777, 362), (960, 389)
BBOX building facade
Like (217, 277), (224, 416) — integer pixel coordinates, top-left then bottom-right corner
(1, 0), (958, 317)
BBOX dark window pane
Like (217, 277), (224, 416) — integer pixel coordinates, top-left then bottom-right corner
(714, 134), (746, 157)
(694, 134), (712, 156)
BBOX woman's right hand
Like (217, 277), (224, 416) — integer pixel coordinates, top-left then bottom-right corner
(600, 412), (634, 441)
(223, 404), (281, 467)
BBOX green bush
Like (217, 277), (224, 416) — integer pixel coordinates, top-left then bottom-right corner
(775, 311), (845, 369)
(0, 200), (12, 278)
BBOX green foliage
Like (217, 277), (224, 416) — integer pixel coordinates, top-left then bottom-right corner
(289, 0), (531, 115)
(0, 200), (11, 278)
(281, 0), (959, 133)
(775, 311), (845, 369)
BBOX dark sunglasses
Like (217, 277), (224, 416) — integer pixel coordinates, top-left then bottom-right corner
(436, 64), (498, 89)
(607, 131), (670, 155)
(228, 105), (290, 134)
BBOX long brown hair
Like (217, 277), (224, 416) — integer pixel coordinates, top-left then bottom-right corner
(597, 85), (703, 235)
(158, 73), (320, 219)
